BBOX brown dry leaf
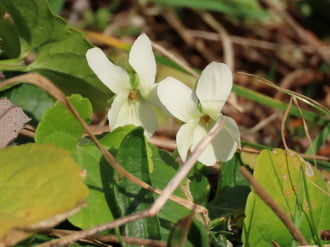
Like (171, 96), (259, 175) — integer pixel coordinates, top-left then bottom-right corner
(0, 98), (30, 148)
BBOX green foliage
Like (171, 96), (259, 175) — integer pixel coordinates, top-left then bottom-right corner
(208, 154), (250, 218)
(112, 128), (161, 241)
(147, 0), (268, 21)
(2, 0), (66, 50)
(69, 126), (135, 229)
(167, 215), (209, 247)
(0, 18), (20, 59)
(35, 94), (92, 151)
(243, 149), (330, 246)
(0, 143), (88, 245)
(1, 0), (111, 111)
(1, 84), (54, 124)
(48, 0), (65, 15)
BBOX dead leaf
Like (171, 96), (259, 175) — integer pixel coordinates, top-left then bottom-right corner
(0, 98), (30, 148)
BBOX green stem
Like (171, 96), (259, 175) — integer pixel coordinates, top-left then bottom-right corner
(0, 59), (27, 71)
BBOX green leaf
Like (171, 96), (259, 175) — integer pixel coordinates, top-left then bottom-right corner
(69, 142), (115, 229)
(2, 0), (67, 50)
(208, 154), (250, 219)
(112, 128), (209, 243)
(168, 214), (194, 247)
(0, 84), (54, 124)
(69, 126), (135, 229)
(149, 143), (210, 243)
(0, 18), (20, 59)
(35, 94), (92, 151)
(149, 146), (190, 238)
(113, 128), (161, 242)
(168, 215), (209, 247)
(188, 164), (210, 207)
(2, 0), (111, 111)
(48, 0), (65, 14)
(0, 143), (88, 246)
(242, 149), (330, 246)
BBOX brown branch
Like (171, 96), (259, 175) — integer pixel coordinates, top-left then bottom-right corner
(240, 166), (308, 245)
(151, 41), (199, 78)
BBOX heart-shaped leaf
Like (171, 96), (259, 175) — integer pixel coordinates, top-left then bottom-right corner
(242, 149), (330, 246)
(69, 125), (136, 229)
(35, 94), (92, 152)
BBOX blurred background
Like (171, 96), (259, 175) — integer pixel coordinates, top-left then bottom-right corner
(49, 0), (330, 155)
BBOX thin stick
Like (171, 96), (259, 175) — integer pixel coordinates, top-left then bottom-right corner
(151, 42), (199, 78)
(36, 118), (226, 247)
(190, 30), (330, 54)
(292, 97), (317, 167)
(250, 112), (279, 133)
(44, 229), (167, 247)
(36, 210), (152, 247)
(281, 96), (293, 151)
(240, 166), (308, 245)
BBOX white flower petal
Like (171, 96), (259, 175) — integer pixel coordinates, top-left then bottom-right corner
(157, 77), (201, 122)
(108, 93), (128, 130)
(212, 116), (240, 162)
(223, 116), (241, 149)
(138, 100), (158, 138)
(86, 47), (130, 94)
(191, 124), (217, 166)
(196, 62), (233, 118)
(128, 33), (156, 96)
(108, 92), (157, 138)
(143, 84), (161, 107)
(176, 120), (199, 162)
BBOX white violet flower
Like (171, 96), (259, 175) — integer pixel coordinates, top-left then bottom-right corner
(86, 33), (158, 137)
(157, 62), (241, 165)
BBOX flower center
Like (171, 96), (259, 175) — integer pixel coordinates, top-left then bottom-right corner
(202, 114), (210, 124)
(128, 90), (137, 101)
